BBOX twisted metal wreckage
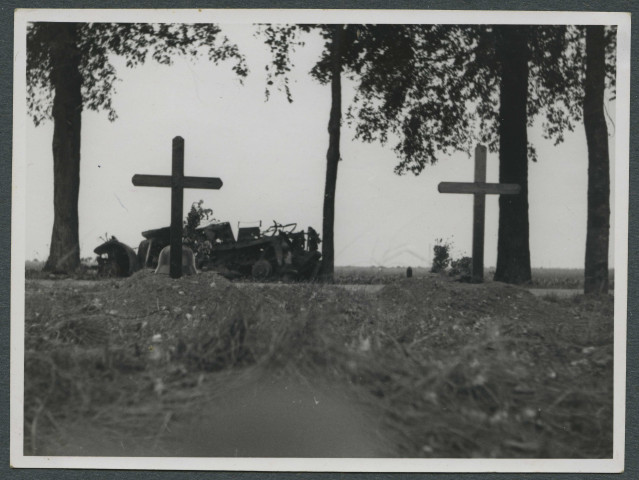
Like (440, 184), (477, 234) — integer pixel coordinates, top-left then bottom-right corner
(93, 221), (322, 281)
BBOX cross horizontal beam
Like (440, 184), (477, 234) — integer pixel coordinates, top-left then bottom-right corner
(132, 174), (223, 190)
(438, 182), (521, 195)
(131, 136), (223, 279)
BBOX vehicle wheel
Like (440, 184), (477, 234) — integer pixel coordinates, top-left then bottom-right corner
(251, 259), (272, 280)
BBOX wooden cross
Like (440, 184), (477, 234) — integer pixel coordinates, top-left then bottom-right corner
(132, 136), (223, 279)
(438, 145), (520, 283)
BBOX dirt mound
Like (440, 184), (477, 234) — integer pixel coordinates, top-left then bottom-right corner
(377, 277), (613, 345)
(24, 274), (614, 458)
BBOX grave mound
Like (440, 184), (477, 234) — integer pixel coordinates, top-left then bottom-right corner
(24, 273), (614, 458)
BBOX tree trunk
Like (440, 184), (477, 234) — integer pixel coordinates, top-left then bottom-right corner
(320, 25), (345, 282)
(493, 26), (532, 284)
(43, 23), (83, 273)
(583, 26), (610, 294)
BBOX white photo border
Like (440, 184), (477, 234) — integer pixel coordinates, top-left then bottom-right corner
(10, 8), (631, 472)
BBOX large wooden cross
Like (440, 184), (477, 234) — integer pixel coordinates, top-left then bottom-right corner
(438, 144), (520, 283)
(132, 136), (223, 279)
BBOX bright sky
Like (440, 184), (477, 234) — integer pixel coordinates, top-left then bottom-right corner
(24, 22), (618, 268)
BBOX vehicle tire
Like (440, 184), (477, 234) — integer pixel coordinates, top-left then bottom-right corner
(251, 259), (272, 280)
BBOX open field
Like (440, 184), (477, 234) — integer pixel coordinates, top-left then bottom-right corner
(25, 261), (614, 290)
(334, 266), (613, 290)
(22, 269), (613, 458)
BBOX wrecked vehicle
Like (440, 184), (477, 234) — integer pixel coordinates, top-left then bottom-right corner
(96, 221), (322, 281)
(143, 221), (322, 281)
(200, 221), (322, 281)
(94, 237), (139, 277)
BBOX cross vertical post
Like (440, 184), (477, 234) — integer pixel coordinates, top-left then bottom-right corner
(170, 137), (185, 279)
(472, 145), (487, 283)
(132, 136), (223, 279)
(438, 144), (520, 283)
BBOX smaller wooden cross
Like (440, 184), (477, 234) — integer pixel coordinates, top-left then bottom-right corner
(438, 145), (520, 283)
(132, 136), (223, 279)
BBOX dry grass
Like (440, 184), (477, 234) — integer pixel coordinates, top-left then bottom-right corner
(23, 271), (614, 458)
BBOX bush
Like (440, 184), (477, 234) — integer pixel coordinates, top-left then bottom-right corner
(183, 200), (215, 262)
(450, 256), (472, 278)
(431, 239), (451, 273)
(431, 239), (472, 279)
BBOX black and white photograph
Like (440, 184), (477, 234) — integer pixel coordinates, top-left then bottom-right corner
(10, 8), (629, 472)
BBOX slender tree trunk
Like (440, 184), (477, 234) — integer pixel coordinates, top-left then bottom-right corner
(43, 23), (83, 273)
(494, 26), (532, 284)
(584, 26), (610, 294)
(320, 25), (345, 282)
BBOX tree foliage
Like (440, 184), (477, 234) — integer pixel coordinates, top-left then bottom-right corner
(346, 25), (617, 174)
(184, 199), (214, 237)
(27, 22), (248, 125)
(259, 24), (400, 98)
(348, 25), (486, 174)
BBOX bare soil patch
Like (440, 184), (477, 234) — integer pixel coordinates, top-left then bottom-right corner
(23, 271), (613, 458)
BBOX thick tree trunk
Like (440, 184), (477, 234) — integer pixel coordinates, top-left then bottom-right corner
(493, 26), (532, 284)
(43, 23), (83, 273)
(320, 25), (345, 282)
(583, 26), (610, 294)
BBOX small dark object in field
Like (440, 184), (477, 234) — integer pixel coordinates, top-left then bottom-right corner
(406, 267), (413, 278)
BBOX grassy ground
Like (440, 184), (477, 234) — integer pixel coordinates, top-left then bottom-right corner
(23, 268), (614, 458)
(26, 260), (612, 290)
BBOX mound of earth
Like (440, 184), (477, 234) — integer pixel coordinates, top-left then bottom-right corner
(23, 273), (614, 458)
